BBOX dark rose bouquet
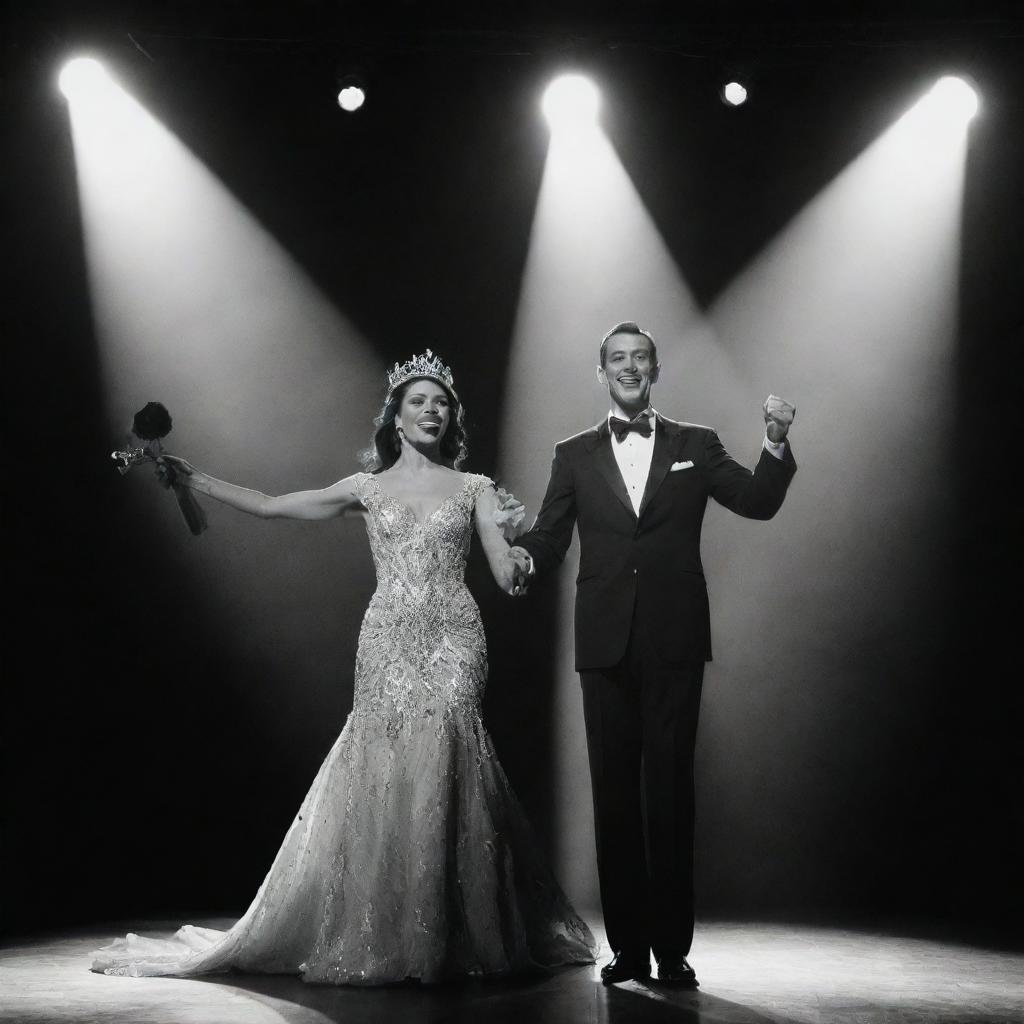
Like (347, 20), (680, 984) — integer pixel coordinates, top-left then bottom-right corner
(111, 401), (207, 535)
(132, 401), (172, 441)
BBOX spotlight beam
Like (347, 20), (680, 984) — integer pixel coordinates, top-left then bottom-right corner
(500, 84), (708, 906)
(62, 59), (383, 739)
(686, 76), (973, 897)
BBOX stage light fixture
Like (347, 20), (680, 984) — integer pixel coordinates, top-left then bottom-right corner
(722, 81), (748, 106)
(58, 57), (109, 101)
(929, 76), (979, 122)
(337, 76), (366, 113)
(542, 74), (600, 131)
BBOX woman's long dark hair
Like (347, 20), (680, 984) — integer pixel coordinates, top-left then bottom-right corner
(360, 376), (468, 472)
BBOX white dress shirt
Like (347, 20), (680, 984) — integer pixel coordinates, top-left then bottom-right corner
(609, 405), (657, 516)
(762, 435), (787, 460)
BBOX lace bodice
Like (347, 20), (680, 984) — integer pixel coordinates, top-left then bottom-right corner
(350, 472), (493, 734)
(356, 471), (489, 591)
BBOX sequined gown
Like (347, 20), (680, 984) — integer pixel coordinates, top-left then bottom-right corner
(91, 472), (597, 984)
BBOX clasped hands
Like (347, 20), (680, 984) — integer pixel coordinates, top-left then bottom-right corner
(504, 546), (533, 597)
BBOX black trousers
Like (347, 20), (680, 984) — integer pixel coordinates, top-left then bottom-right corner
(580, 613), (705, 962)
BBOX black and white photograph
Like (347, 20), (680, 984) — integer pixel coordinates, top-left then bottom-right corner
(2, 1), (1022, 1022)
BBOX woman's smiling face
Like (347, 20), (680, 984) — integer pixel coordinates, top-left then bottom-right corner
(397, 378), (452, 447)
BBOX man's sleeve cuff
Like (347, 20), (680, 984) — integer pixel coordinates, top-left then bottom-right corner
(763, 434), (786, 460)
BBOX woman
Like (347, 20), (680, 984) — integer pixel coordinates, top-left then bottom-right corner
(91, 351), (597, 984)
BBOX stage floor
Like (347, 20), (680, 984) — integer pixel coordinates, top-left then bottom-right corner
(2, 919), (1021, 1024)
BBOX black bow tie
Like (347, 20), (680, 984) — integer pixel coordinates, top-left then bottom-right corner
(610, 415), (653, 442)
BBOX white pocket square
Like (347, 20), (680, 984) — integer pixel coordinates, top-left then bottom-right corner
(670, 460), (694, 472)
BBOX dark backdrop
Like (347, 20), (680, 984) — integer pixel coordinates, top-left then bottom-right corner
(3, 1), (1021, 941)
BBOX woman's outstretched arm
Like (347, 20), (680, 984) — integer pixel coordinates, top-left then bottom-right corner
(159, 456), (362, 521)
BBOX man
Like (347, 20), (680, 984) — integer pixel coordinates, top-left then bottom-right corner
(507, 322), (796, 987)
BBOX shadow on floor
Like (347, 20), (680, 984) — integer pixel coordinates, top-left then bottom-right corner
(199, 966), (799, 1024)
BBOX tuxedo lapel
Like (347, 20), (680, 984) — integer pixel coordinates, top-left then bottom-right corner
(638, 416), (683, 521)
(585, 420), (636, 521)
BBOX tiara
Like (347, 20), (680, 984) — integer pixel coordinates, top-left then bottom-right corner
(386, 349), (455, 395)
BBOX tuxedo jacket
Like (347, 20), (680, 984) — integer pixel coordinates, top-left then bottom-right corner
(517, 415), (797, 671)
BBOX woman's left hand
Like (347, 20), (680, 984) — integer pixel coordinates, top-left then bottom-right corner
(155, 455), (197, 490)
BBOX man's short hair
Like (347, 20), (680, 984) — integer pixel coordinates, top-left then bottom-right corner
(599, 321), (659, 368)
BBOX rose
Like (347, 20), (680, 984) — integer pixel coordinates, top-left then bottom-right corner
(111, 401), (206, 536)
(132, 402), (173, 441)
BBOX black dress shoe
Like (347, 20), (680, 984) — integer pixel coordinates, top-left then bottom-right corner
(656, 954), (698, 988)
(600, 950), (652, 985)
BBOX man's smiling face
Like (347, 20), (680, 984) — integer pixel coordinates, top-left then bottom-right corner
(597, 330), (660, 416)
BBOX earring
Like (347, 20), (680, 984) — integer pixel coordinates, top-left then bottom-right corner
(396, 425), (406, 440)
